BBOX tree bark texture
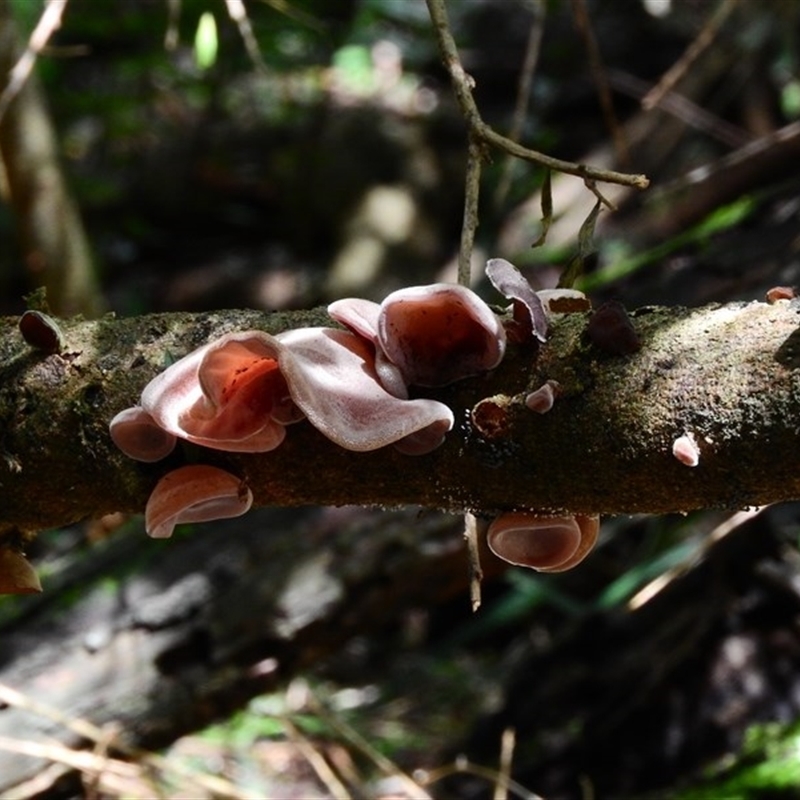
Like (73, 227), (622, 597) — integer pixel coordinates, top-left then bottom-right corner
(1, 299), (800, 535)
(0, 506), (486, 793)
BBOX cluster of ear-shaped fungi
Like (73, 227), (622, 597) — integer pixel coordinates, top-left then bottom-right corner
(108, 260), (603, 573)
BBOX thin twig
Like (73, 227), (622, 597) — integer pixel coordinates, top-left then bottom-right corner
(609, 68), (751, 149)
(626, 507), (765, 610)
(424, 0), (649, 193)
(0, 682), (258, 800)
(570, 0), (629, 167)
(642, 0), (740, 110)
(282, 717), (352, 800)
(464, 512), (483, 612)
(458, 135), (483, 286)
(0, 0), (68, 124)
(164, 0), (181, 50)
(420, 754), (545, 800)
(224, 0), (269, 74)
(304, 690), (433, 800)
(493, 727), (516, 800)
(479, 119), (648, 190)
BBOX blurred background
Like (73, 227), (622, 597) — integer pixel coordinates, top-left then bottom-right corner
(4, 0), (800, 798)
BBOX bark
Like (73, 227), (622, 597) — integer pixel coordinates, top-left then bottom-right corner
(1, 299), (800, 536)
(0, 505), (491, 793)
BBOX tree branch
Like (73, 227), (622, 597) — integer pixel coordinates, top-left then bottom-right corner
(2, 300), (800, 534)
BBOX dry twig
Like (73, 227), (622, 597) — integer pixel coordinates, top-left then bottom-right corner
(424, 0), (648, 274)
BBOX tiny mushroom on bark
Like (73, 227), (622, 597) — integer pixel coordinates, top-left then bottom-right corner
(487, 512), (600, 572)
(672, 432), (700, 467)
(525, 380), (561, 414)
(145, 464), (253, 539)
(586, 300), (641, 355)
(766, 286), (796, 303)
(19, 310), (65, 353)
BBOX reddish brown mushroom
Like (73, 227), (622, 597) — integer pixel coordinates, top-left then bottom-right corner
(145, 464), (253, 539)
(487, 512), (600, 572)
(377, 283), (506, 387)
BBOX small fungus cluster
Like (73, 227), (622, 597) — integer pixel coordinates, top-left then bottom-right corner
(107, 260), (607, 574)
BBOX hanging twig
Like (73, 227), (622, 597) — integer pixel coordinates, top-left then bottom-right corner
(424, 0), (649, 192)
(463, 512), (483, 612)
(458, 135), (483, 286)
(425, 0), (648, 265)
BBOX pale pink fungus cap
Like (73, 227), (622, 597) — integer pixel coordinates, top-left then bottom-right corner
(486, 258), (548, 342)
(140, 331), (292, 452)
(377, 283), (506, 387)
(524, 380), (561, 414)
(328, 296), (408, 397)
(487, 512), (599, 572)
(145, 464), (253, 538)
(277, 327), (454, 453)
(109, 406), (177, 462)
(327, 297), (381, 342)
(672, 433), (700, 467)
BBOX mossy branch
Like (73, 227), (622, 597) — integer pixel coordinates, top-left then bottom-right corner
(1, 300), (800, 534)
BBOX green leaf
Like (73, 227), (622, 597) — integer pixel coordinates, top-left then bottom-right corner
(194, 12), (218, 71)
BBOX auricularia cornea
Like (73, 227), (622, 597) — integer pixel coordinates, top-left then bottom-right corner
(485, 257), (548, 343)
(487, 512), (600, 572)
(110, 262), (602, 576)
(328, 281), (507, 396)
(145, 464), (253, 539)
(111, 278), (513, 537)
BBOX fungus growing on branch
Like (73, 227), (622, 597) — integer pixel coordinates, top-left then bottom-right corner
(586, 300), (641, 355)
(487, 513), (600, 572)
(672, 433), (700, 467)
(276, 327), (454, 454)
(109, 406), (177, 462)
(486, 257), (548, 343)
(140, 331), (293, 453)
(330, 282), (506, 391)
(525, 380), (561, 414)
(145, 464), (253, 539)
